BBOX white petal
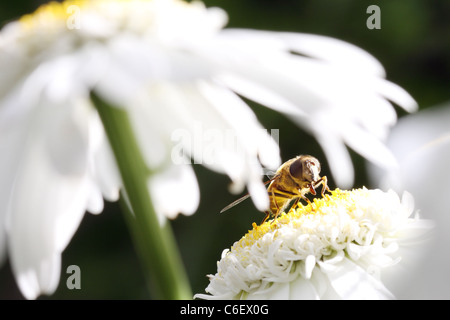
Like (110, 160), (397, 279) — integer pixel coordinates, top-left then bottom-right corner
(374, 103), (450, 205)
(323, 258), (395, 299)
(246, 282), (290, 300)
(89, 111), (121, 203)
(341, 122), (398, 169)
(247, 179), (270, 212)
(131, 81), (278, 213)
(277, 32), (386, 76)
(288, 276), (320, 300)
(94, 34), (171, 106)
(218, 73), (308, 117)
(214, 54), (326, 117)
(310, 123), (354, 188)
(44, 100), (89, 176)
(212, 28), (416, 190)
(304, 255), (316, 279)
(3, 96), (98, 299)
(219, 29), (385, 76)
(0, 115), (28, 266)
(0, 229), (5, 266)
(85, 181), (104, 214)
(16, 254), (61, 300)
(9, 141), (90, 299)
(374, 79), (418, 112)
(91, 135), (121, 202)
(369, 104), (450, 298)
(148, 160), (200, 223)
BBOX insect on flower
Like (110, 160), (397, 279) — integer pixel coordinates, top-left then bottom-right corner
(221, 155), (331, 224)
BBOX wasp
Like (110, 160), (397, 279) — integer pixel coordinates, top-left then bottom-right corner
(220, 155), (330, 224)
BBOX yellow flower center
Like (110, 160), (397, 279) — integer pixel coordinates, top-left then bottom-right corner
(15, 0), (196, 35)
(232, 188), (363, 252)
(19, 0), (87, 29)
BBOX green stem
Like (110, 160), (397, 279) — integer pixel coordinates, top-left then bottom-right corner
(91, 92), (192, 300)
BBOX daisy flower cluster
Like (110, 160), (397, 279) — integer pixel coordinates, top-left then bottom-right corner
(196, 188), (433, 299)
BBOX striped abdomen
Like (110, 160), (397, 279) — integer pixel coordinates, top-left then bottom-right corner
(267, 186), (299, 219)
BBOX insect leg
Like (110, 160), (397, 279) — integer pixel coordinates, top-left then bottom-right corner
(319, 176), (331, 199)
(313, 176), (331, 199)
(260, 211), (271, 224)
(291, 197), (300, 211)
(301, 194), (311, 205)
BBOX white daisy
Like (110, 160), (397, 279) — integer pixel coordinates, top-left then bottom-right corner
(0, 0), (417, 299)
(195, 188), (433, 300)
(369, 103), (450, 298)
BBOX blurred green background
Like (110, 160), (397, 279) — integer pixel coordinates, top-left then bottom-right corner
(0, 0), (449, 299)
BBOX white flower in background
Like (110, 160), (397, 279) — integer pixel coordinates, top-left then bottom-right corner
(195, 188), (433, 300)
(369, 103), (450, 298)
(210, 30), (418, 187)
(0, 0), (417, 299)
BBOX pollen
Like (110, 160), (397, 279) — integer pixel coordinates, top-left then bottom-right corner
(19, 0), (86, 29)
(231, 188), (363, 254)
(197, 187), (429, 300)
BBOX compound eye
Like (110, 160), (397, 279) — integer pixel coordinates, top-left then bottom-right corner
(289, 158), (303, 179)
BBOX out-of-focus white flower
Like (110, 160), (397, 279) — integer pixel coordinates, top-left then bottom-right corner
(0, 0), (417, 299)
(369, 102), (450, 298)
(210, 30), (417, 187)
(195, 188), (433, 300)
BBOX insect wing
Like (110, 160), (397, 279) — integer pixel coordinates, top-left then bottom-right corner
(220, 193), (252, 213)
(220, 177), (277, 213)
(264, 169), (278, 180)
